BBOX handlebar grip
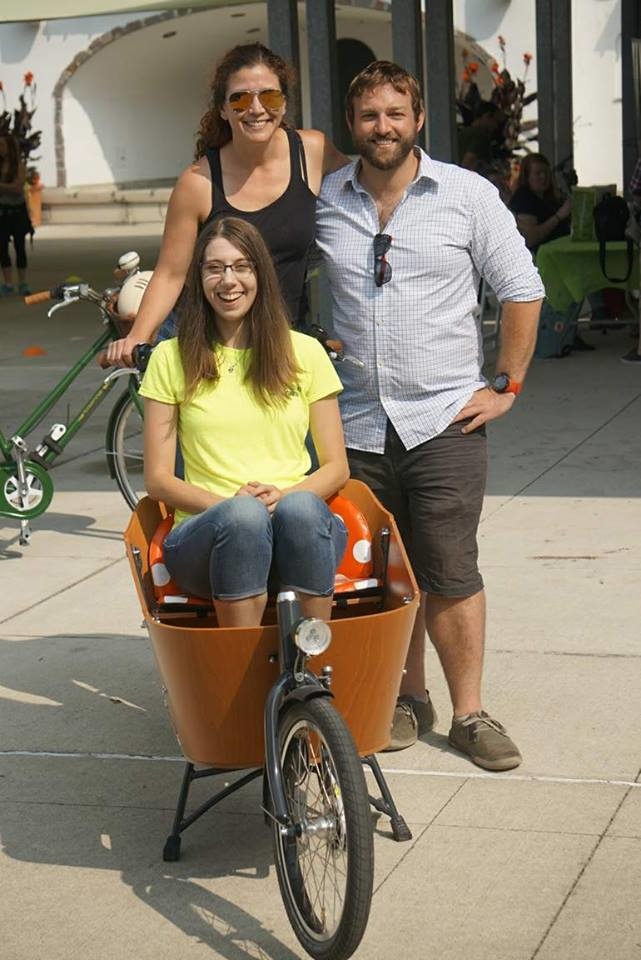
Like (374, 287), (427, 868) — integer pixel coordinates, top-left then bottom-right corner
(24, 289), (52, 305)
(132, 342), (152, 373)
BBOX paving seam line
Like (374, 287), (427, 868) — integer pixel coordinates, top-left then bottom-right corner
(372, 779), (468, 896)
(0, 554), (127, 626)
(528, 764), (640, 959)
(2, 750), (640, 789)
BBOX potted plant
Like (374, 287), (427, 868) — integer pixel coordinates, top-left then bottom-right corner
(0, 71), (43, 225)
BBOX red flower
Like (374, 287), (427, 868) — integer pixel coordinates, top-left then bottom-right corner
(468, 61), (479, 74)
(491, 61), (500, 74)
(24, 71), (34, 87)
(462, 68), (471, 83)
(523, 53), (533, 65)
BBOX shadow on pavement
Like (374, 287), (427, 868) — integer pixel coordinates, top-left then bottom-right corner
(2, 805), (300, 960)
(0, 630), (301, 959)
(0, 512), (123, 555)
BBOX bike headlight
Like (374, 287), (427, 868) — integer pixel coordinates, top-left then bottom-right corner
(293, 618), (332, 656)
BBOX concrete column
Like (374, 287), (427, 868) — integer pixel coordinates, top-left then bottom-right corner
(305, 0), (341, 141)
(391, 0), (426, 149)
(267, 0), (302, 127)
(621, 0), (641, 192)
(424, 0), (457, 162)
(536, 0), (573, 171)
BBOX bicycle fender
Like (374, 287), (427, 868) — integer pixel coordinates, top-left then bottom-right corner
(282, 684), (334, 706)
(104, 386), (138, 480)
(264, 678), (333, 829)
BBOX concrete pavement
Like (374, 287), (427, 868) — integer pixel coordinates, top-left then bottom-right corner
(1, 226), (641, 960)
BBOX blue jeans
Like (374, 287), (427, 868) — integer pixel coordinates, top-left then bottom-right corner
(163, 491), (347, 600)
(156, 310), (177, 342)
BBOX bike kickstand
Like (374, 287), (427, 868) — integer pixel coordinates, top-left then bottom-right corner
(362, 754), (413, 842)
(19, 519), (32, 545)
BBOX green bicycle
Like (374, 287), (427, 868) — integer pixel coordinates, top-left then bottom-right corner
(0, 253), (148, 545)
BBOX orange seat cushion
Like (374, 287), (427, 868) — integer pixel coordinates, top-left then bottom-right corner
(149, 495), (379, 607)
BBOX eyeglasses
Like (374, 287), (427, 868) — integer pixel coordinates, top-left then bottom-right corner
(201, 259), (255, 280)
(373, 233), (392, 287)
(227, 88), (285, 114)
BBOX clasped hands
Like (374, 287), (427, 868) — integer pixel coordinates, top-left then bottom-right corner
(453, 386), (515, 433)
(235, 480), (283, 512)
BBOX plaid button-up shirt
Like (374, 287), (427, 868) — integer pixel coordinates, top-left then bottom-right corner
(315, 149), (545, 453)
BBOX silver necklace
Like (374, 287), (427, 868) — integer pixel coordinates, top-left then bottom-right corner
(218, 322), (247, 373)
(218, 348), (243, 374)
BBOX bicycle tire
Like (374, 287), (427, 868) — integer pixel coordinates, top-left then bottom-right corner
(272, 697), (373, 960)
(105, 388), (144, 510)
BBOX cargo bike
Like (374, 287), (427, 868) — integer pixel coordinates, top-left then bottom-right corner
(124, 477), (419, 960)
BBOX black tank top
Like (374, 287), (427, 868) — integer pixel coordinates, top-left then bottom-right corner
(202, 128), (317, 324)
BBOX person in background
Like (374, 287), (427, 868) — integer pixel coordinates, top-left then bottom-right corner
(509, 152), (570, 253)
(510, 152), (594, 352)
(0, 134), (33, 297)
(139, 216), (348, 627)
(106, 42), (346, 366)
(316, 61), (544, 770)
(621, 157), (641, 364)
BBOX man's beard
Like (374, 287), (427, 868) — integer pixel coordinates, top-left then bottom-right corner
(352, 131), (416, 170)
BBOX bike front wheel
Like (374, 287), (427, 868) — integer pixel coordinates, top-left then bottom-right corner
(106, 388), (145, 510)
(272, 697), (374, 960)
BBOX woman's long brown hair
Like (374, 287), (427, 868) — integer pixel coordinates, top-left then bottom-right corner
(177, 217), (300, 404)
(517, 153), (561, 206)
(194, 43), (294, 159)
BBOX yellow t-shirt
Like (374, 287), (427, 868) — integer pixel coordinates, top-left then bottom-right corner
(139, 331), (343, 525)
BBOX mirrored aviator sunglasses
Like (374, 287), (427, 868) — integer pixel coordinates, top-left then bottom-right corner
(227, 88), (285, 114)
(373, 233), (392, 287)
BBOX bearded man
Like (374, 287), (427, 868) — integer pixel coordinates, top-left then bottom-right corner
(315, 61), (544, 770)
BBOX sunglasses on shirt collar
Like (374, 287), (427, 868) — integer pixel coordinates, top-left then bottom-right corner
(227, 88), (285, 114)
(373, 233), (392, 287)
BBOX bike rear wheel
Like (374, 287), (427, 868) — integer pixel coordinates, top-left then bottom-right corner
(106, 389), (144, 510)
(272, 697), (373, 960)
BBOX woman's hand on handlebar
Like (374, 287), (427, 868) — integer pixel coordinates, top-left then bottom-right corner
(235, 481), (283, 513)
(106, 335), (138, 368)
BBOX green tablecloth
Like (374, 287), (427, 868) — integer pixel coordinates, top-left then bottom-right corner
(536, 237), (639, 312)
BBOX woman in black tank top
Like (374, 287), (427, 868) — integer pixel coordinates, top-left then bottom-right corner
(204, 127), (315, 325)
(107, 42), (347, 367)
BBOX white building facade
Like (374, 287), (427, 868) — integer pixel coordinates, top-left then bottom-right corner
(0, 0), (627, 192)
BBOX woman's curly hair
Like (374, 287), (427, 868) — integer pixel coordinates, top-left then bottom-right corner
(194, 43), (295, 159)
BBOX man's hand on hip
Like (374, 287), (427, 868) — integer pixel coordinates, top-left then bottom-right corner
(453, 387), (515, 434)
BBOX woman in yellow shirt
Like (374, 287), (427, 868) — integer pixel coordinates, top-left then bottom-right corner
(139, 217), (349, 627)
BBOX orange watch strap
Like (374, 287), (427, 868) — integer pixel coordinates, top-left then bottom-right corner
(506, 379), (523, 396)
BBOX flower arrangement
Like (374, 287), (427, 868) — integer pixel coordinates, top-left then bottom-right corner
(0, 71), (42, 185)
(457, 39), (538, 161)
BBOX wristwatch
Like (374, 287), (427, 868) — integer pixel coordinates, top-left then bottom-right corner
(490, 373), (522, 396)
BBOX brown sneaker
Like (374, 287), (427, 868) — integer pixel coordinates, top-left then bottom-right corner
(383, 691), (437, 752)
(399, 692), (437, 735)
(448, 711), (522, 771)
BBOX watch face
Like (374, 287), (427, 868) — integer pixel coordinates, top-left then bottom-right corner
(493, 373), (510, 393)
